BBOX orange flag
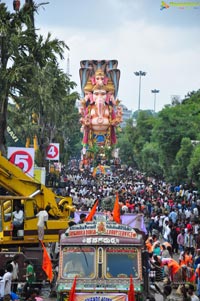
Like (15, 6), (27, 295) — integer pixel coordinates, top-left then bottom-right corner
(85, 200), (98, 222)
(113, 192), (121, 224)
(41, 241), (53, 282)
(69, 276), (77, 301)
(128, 274), (135, 301)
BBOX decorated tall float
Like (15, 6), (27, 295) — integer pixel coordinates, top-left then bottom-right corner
(79, 60), (123, 169)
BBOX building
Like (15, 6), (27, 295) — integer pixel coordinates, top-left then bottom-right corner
(120, 104), (133, 128)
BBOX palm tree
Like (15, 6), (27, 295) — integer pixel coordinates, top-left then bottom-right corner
(1, 2), (80, 167)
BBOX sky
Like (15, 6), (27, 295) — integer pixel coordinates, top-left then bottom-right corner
(4, 0), (200, 112)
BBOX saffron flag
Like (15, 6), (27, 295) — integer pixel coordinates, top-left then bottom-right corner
(41, 241), (53, 282)
(113, 192), (121, 224)
(69, 276), (77, 301)
(128, 274), (135, 301)
(85, 200), (98, 222)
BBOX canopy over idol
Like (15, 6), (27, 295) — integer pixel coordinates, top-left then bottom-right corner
(79, 60), (123, 162)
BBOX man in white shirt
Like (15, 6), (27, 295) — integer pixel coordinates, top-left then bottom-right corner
(12, 204), (24, 237)
(3, 263), (13, 295)
(36, 207), (49, 241)
(63, 254), (85, 277)
(163, 220), (171, 242)
(11, 255), (19, 293)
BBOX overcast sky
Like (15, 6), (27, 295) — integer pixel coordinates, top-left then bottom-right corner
(4, 0), (200, 112)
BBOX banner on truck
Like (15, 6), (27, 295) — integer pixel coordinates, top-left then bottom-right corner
(74, 293), (127, 301)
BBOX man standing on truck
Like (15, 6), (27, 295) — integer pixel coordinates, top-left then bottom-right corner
(36, 207), (49, 241)
(12, 204), (24, 237)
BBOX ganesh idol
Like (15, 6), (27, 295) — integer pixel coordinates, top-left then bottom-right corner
(79, 68), (122, 148)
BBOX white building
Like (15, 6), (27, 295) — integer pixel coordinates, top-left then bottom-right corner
(120, 104), (133, 128)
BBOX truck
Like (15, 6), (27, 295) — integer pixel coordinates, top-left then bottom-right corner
(56, 214), (150, 301)
(0, 153), (74, 286)
(0, 153), (74, 246)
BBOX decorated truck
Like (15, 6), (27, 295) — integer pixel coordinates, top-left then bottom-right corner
(56, 214), (150, 301)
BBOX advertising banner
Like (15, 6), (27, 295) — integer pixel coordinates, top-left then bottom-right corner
(74, 293), (127, 301)
(46, 143), (59, 161)
(7, 147), (35, 177)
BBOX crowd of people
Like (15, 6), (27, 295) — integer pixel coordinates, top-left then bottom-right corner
(2, 164), (200, 300)
(56, 165), (200, 300)
(0, 255), (40, 301)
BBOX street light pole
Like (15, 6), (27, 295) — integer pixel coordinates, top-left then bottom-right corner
(151, 89), (160, 113)
(134, 71), (146, 112)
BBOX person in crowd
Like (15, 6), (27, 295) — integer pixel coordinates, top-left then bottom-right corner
(12, 204), (24, 237)
(161, 244), (172, 259)
(177, 229), (185, 253)
(11, 255), (19, 293)
(195, 228), (200, 253)
(151, 255), (164, 282)
(195, 263), (200, 298)
(163, 220), (171, 243)
(3, 263), (13, 296)
(179, 249), (192, 267)
(170, 224), (179, 254)
(23, 260), (36, 296)
(25, 289), (43, 301)
(187, 284), (199, 301)
(169, 208), (178, 224)
(10, 291), (20, 301)
(184, 228), (196, 256)
(78, 213), (86, 224)
(3, 295), (12, 301)
(63, 254), (85, 277)
(153, 242), (161, 256)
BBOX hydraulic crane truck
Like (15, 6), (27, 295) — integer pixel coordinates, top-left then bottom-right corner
(0, 153), (75, 285)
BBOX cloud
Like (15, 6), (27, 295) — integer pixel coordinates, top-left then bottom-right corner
(4, 0), (200, 114)
(33, 0), (200, 112)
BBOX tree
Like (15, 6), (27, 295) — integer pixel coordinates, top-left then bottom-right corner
(151, 102), (200, 180)
(116, 119), (136, 166)
(132, 111), (155, 169)
(188, 144), (200, 187)
(172, 137), (193, 183)
(140, 142), (163, 178)
(0, 3), (26, 154)
(0, 2), (80, 166)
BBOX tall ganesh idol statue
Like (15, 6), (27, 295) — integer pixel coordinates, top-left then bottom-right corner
(79, 60), (123, 157)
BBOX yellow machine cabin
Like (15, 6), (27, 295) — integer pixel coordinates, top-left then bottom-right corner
(0, 154), (74, 246)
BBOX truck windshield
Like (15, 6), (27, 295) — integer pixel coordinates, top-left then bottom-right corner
(106, 247), (138, 278)
(62, 247), (95, 278)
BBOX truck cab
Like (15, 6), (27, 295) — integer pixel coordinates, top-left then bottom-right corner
(57, 215), (147, 301)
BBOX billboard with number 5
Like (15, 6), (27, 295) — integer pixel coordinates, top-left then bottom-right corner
(7, 147), (35, 177)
